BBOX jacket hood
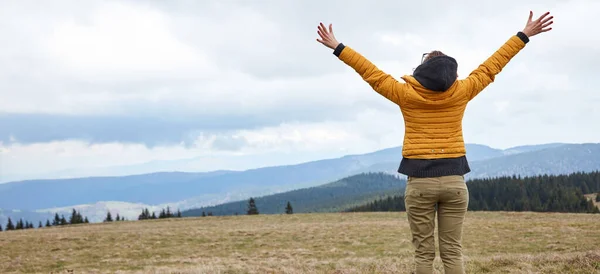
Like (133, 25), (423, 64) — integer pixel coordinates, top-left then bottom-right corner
(412, 55), (458, 92)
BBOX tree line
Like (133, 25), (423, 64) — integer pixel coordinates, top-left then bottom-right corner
(137, 206), (182, 220)
(466, 172), (600, 213)
(1, 209), (91, 232)
(346, 171), (600, 214)
(0, 206), (184, 232)
(0, 198), (291, 232)
(346, 195), (406, 212)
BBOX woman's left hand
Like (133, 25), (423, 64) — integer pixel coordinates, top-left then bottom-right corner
(316, 22), (340, 50)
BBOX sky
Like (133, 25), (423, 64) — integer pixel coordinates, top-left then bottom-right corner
(0, 0), (598, 182)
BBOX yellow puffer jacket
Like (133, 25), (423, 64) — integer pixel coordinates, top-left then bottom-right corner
(336, 34), (527, 159)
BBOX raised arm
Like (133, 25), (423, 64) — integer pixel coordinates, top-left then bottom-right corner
(316, 23), (406, 106)
(463, 11), (554, 101)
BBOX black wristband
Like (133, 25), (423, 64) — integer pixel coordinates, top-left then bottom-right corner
(517, 31), (529, 44)
(333, 43), (345, 57)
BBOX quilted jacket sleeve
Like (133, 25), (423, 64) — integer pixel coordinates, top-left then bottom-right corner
(462, 33), (529, 100)
(334, 43), (407, 106)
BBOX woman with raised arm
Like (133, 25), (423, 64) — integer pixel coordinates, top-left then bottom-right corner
(316, 11), (553, 274)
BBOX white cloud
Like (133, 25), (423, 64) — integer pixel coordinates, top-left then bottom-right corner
(0, 0), (599, 182)
(46, 2), (206, 74)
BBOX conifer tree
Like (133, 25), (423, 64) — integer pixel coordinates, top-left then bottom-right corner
(46, 220), (51, 227)
(6, 218), (15, 230)
(53, 213), (60, 226)
(0, 224), (2, 232)
(202, 211), (206, 217)
(60, 215), (68, 226)
(115, 214), (121, 222)
(159, 209), (166, 219)
(16, 219), (24, 230)
(207, 212), (213, 216)
(38, 221), (43, 228)
(176, 209), (182, 218)
(69, 209), (76, 224)
(138, 208), (148, 220)
(166, 206), (172, 218)
(285, 201), (293, 214)
(247, 197), (259, 215)
(69, 209), (84, 224)
(151, 212), (157, 219)
(84, 217), (89, 223)
(28, 222), (34, 229)
(144, 208), (151, 219)
(104, 211), (113, 222)
(76, 211), (83, 224)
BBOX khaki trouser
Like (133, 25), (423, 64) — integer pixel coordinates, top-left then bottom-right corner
(404, 175), (469, 274)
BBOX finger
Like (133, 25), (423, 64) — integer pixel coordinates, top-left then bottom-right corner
(540, 27), (552, 33)
(528, 11), (533, 23)
(540, 15), (553, 25)
(329, 23), (336, 38)
(316, 38), (326, 45)
(536, 11), (550, 22)
(321, 23), (331, 38)
(541, 21), (553, 28)
(319, 26), (330, 40)
(320, 22), (328, 34)
(317, 30), (327, 40)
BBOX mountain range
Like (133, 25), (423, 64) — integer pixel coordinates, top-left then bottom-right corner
(1, 142), (599, 225)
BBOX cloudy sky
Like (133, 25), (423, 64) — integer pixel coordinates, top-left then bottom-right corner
(0, 0), (598, 182)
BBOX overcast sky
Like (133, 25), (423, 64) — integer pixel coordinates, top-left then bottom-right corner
(0, 0), (598, 182)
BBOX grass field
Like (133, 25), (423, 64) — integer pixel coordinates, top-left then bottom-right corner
(1, 211), (599, 273)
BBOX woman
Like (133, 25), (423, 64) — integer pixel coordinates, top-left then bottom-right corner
(316, 11), (553, 274)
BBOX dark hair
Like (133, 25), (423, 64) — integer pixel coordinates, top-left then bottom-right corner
(423, 50), (446, 63)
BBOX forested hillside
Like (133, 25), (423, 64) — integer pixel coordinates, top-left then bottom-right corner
(182, 172), (405, 216)
(346, 171), (600, 213)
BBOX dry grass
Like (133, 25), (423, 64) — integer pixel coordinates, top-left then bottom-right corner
(0, 211), (599, 273)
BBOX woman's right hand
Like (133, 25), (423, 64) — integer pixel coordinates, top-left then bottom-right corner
(522, 11), (554, 37)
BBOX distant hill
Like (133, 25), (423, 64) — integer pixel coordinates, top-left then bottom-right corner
(0, 143), (512, 211)
(0, 171), (240, 211)
(1, 142), (598, 214)
(501, 143), (567, 155)
(362, 143), (599, 179)
(468, 143), (600, 178)
(182, 172), (406, 217)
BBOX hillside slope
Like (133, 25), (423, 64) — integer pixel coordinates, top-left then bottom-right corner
(182, 172), (406, 216)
